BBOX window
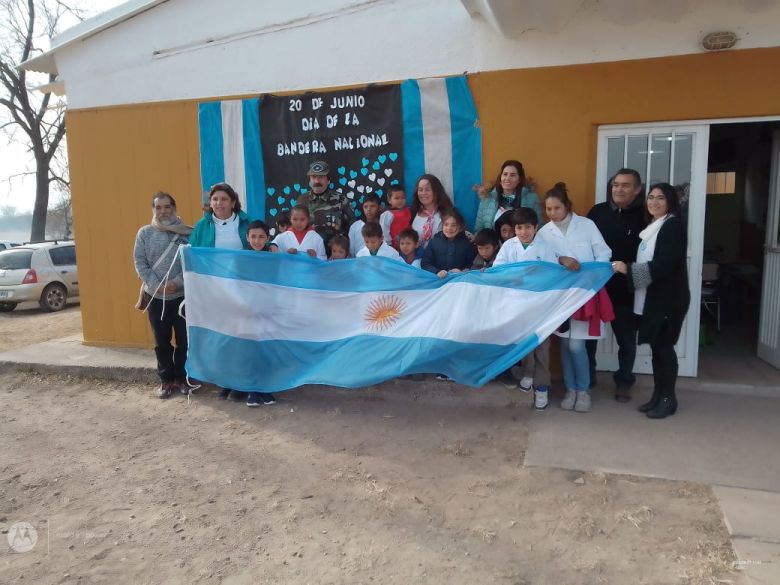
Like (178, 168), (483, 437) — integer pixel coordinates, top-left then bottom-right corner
(48, 246), (76, 266)
(0, 249), (33, 270)
(707, 171), (736, 195)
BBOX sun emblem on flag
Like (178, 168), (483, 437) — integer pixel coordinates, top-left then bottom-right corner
(364, 295), (406, 331)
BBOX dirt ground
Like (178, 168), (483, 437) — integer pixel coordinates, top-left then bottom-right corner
(0, 302), (82, 348)
(0, 365), (739, 585)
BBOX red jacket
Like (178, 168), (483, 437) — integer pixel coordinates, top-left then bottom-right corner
(572, 288), (615, 336)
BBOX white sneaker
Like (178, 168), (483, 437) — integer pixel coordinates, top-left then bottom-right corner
(574, 391), (591, 412)
(534, 389), (548, 410)
(560, 389), (577, 410)
(519, 376), (534, 392)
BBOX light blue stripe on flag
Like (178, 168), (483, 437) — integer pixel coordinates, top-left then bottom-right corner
(242, 98), (264, 220)
(401, 79), (425, 204)
(198, 101), (225, 203)
(447, 76), (482, 229)
(186, 329), (540, 392)
(183, 247), (612, 294)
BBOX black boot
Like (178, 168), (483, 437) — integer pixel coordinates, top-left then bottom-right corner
(646, 396), (677, 419)
(638, 390), (660, 413)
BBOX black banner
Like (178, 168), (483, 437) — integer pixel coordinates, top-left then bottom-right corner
(260, 85), (404, 222)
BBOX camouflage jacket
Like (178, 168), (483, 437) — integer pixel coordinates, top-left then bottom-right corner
(298, 189), (356, 240)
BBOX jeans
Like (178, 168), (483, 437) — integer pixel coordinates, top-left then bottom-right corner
(560, 337), (590, 392)
(586, 305), (637, 389)
(147, 296), (187, 383)
(611, 305), (638, 389)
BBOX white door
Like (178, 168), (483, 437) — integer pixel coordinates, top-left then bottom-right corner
(757, 130), (780, 368)
(594, 124), (709, 377)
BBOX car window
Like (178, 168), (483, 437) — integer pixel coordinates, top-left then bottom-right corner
(0, 249), (34, 270)
(49, 246), (76, 266)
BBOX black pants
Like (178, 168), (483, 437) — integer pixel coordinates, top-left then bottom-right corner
(147, 296), (187, 383)
(650, 320), (679, 401)
(586, 304), (638, 389)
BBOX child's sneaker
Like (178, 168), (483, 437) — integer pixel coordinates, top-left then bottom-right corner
(260, 393), (276, 405)
(519, 376), (534, 392)
(534, 387), (548, 410)
(574, 391), (591, 412)
(246, 393), (262, 407)
(560, 389), (577, 410)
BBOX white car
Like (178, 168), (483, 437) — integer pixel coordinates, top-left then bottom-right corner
(0, 241), (21, 250)
(0, 241), (79, 312)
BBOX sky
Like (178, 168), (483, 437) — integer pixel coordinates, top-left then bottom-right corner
(0, 0), (128, 218)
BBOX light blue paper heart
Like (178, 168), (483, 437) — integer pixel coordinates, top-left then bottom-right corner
(269, 208), (278, 216)
(372, 162), (380, 170)
(378, 155), (387, 164)
(283, 186), (291, 195)
(267, 187), (276, 196)
(349, 170), (358, 179)
(376, 189), (383, 196)
(277, 196), (285, 204)
(293, 183), (301, 191)
(290, 199), (296, 207)
(338, 166), (346, 175)
(391, 179), (399, 185)
(389, 152), (398, 161)
(360, 168), (368, 176)
(339, 177), (347, 185)
(361, 158), (369, 167)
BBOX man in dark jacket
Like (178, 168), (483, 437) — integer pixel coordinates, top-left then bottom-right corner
(587, 168), (647, 402)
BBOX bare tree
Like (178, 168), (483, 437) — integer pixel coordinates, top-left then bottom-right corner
(0, 0), (83, 242)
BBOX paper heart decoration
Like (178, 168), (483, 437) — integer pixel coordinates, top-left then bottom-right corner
(348, 180), (356, 188)
(378, 155), (387, 164)
(338, 166), (346, 175)
(389, 152), (398, 161)
(267, 187), (276, 196)
(357, 185), (365, 193)
(384, 169), (393, 177)
(368, 173), (376, 181)
(377, 178), (386, 186)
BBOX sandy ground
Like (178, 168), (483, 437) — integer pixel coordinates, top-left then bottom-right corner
(0, 302), (82, 348)
(0, 365), (740, 585)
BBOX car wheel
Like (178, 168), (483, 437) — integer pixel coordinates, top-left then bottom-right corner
(40, 283), (68, 312)
(0, 301), (17, 312)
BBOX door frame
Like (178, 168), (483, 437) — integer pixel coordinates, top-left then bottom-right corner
(595, 115), (780, 377)
(595, 123), (708, 377)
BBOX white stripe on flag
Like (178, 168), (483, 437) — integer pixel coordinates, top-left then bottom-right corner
(220, 100), (247, 211)
(418, 78), (454, 202)
(184, 272), (592, 346)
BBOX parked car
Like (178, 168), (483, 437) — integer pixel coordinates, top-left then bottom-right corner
(0, 241), (21, 250)
(0, 241), (78, 312)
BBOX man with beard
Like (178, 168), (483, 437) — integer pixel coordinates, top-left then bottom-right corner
(587, 169), (647, 402)
(133, 192), (193, 398)
(297, 160), (355, 246)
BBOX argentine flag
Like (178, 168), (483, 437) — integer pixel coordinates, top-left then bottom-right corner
(198, 75), (482, 228)
(181, 248), (613, 392)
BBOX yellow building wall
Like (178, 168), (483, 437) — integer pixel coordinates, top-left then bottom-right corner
(67, 47), (780, 347)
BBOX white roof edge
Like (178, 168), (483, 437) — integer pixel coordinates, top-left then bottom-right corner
(18, 0), (168, 74)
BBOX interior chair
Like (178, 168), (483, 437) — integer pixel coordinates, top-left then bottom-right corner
(701, 263), (721, 332)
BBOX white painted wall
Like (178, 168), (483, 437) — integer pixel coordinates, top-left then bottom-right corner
(53, 0), (780, 109)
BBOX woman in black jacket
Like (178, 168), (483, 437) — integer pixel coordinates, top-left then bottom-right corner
(613, 183), (690, 419)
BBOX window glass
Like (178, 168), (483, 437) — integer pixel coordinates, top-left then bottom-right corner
(49, 246), (76, 266)
(0, 249), (33, 270)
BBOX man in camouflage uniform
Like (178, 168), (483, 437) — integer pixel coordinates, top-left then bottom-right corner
(298, 160), (355, 245)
